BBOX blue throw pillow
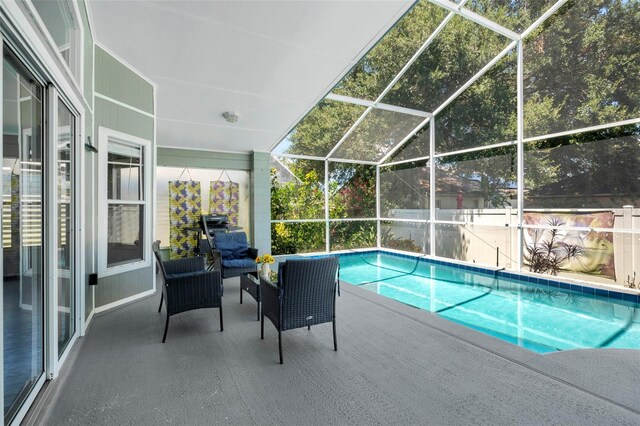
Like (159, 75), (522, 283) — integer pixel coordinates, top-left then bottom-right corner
(216, 232), (249, 259)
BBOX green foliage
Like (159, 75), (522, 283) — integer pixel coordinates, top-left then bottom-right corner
(524, 123), (640, 208)
(330, 164), (376, 218)
(270, 161), (378, 254)
(270, 168), (324, 220)
(381, 226), (422, 253)
(523, 0), (640, 136)
(379, 161), (430, 215)
(286, 100), (365, 158)
(270, 221), (325, 255)
(333, 1), (448, 101)
(330, 221), (377, 251)
(271, 167), (326, 255)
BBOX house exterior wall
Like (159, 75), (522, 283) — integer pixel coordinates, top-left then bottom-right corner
(156, 148), (270, 254)
(93, 45), (156, 309)
(251, 152), (271, 255)
(94, 46), (153, 114)
(78, 0), (95, 321)
(157, 147), (251, 171)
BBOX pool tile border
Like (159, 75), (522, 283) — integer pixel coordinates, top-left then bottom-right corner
(330, 249), (640, 305)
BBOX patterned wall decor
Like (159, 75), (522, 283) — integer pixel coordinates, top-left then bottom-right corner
(524, 211), (616, 280)
(169, 180), (202, 259)
(210, 180), (239, 226)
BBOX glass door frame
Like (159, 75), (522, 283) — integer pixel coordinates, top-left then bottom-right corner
(45, 86), (81, 374)
(1, 35), (48, 426)
(0, 15), (86, 423)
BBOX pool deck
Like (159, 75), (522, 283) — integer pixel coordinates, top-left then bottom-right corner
(35, 276), (640, 425)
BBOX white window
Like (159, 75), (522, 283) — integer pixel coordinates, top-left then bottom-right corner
(98, 127), (151, 276)
(29, 0), (83, 84)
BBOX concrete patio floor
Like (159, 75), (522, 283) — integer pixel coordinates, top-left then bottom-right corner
(38, 277), (640, 425)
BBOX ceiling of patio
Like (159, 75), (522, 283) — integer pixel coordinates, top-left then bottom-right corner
(87, 0), (414, 153)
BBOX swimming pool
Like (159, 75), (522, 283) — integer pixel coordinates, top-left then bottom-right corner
(338, 251), (640, 353)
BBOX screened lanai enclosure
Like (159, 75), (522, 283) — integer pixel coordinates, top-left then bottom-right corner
(270, 0), (640, 289)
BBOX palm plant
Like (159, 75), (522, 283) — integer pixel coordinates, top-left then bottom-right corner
(525, 217), (584, 276)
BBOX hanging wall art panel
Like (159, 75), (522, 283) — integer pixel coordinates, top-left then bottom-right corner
(210, 180), (239, 226)
(169, 180), (202, 259)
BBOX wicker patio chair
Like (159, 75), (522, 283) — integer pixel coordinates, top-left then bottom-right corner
(153, 241), (223, 343)
(261, 257), (339, 364)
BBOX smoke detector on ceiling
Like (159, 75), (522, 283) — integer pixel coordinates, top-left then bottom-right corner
(222, 111), (239, 123)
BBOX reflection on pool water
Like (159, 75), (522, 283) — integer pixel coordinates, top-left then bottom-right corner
(338, 252), (640, 353)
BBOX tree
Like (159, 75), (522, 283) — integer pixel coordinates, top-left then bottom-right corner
(272, 0), (640, 254)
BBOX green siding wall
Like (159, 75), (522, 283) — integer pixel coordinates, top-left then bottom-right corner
(84, 114), (95, 320)
(78, 0), (93, 105)
(157, 148), (251, 171)
(95, 97), (154, 141)
(95, 46), (154, 114)
(94, 48), (155, 309)
(250, 152), (271, 254)
(79, 0), (95, 320)
(95, 266), (154, 307)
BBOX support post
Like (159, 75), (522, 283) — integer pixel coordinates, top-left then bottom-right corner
(516, 40), (524, 271)
(325, 161), (330, 252)
(376, 165), (381, 248)
(250, 152), (272, 255)
(622, 205), (634, 286)
(429, 118), (436, 256)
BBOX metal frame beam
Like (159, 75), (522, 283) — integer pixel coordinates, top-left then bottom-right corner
(324, 161), (330, 252)
(378, 117), (430, 164)
(376, 165), (381, 247)
(380, 154), (431, 169)
(523, 117), (640, 144)
(325, 7), (459, 160)
(429, 119), (436, 256)
(432, 40), (518, 117)
(325, 93), (431, 118)
(276, 153), (378, 165)
(520, 0), (570, 40)
(425, 0), (520, 41)
(516, 40), (524, 271)
(378, 39), (517, 166)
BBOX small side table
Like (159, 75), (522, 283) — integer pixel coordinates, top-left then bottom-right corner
(240, 271), (261, 321)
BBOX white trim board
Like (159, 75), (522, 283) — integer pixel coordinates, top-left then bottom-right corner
(94, 288), (155, 314)
(94, 92), (154, 118)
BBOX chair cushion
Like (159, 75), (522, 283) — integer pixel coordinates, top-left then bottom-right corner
(215, 232), (249, 259)
(222, 258), (257, 269)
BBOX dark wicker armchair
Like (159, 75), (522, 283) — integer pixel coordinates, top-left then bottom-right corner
(153, 241), (223, 343)
(261, 257), (339, 364)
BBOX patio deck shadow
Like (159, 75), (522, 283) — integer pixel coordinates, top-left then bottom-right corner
(41, 276), (640, 425)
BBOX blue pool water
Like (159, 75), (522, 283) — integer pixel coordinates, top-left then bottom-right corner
(338, 252), (640, 353)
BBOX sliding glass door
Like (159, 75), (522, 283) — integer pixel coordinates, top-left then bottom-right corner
(56, 100), (75, 356)
(2, 48), (45, 424)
